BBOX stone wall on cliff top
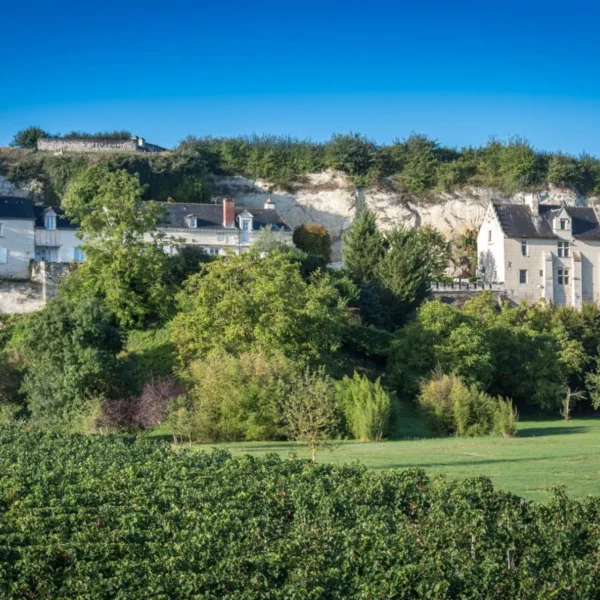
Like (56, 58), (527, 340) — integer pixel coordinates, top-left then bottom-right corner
(212, 171), (590, 260)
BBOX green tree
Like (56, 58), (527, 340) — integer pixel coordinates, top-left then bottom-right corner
(395, 134), (440, 195)
(325, 133), (378, 184)
(547, 154), (582, 188)
(170, 251), (347, 364)
(282, 366), (339, 461)
(342, 209), (384, 283)
(292, 224), (332, 262)
(10, 126), (51, 149)
(375, 227), (432, 325)
(62, 166), (174, 328)
(18, 297), (122, 429)
(336, 372), (395, 441)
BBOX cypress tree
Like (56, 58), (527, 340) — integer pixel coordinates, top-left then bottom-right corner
(342, 209), (384, 283)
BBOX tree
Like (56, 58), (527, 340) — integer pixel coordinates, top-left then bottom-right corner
(170, 251), (347, 364)
(376, 227), (432, 325)
(395, 134), (439, 195)
(18, 297), (122, 429)
(325, 133), (377, 183)
(335, 373), (395, 441)
(10, 126), (51, 149)
(342, 209), (384, 283)
(282, 367), (339, 461)
(62, 166), (174, 328)
(292, 224), (332, 262)
(254, 225), (294, 255)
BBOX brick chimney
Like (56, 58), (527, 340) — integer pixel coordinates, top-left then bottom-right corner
(223, 198), (235, 228)
(264, 198), (275, 210)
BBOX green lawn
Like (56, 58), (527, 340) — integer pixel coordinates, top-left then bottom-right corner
(185, 412), (600, 503)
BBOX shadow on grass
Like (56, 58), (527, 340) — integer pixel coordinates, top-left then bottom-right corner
(381, 455), (554, 469)
(518, 426), (589, 438)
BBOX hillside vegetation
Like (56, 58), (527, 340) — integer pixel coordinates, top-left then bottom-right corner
(3, 131), (600, 204)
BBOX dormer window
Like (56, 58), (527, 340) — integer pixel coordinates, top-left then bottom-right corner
(560, 219), (569, 230)
(45, 215), (56, 230)
(187, 217), (197, 228)
(242, 220), (249, 231)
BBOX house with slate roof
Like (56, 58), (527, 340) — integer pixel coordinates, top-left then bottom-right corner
(477, 195), (600, 307)
(152, 197), (292, 255)
(0, 197), (84, 279)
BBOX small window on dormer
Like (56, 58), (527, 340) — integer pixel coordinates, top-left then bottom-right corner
(560, 219), (568, 230)
(488, 230), (492, 242)
(45, 215), (56, 230)
(187, 217), (197, 228)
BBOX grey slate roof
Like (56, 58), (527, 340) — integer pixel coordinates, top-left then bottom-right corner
(33, 206), (77, 230)
(157, 202), (291, 232)
(0, 196), (34, 219)
(493, 203), (600, 241)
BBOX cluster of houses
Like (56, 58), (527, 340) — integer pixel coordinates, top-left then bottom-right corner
(0, 196), (291, 280)
(3, 189), (600, 309)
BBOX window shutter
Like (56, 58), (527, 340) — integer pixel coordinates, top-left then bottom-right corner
(0, 248), (7, 264)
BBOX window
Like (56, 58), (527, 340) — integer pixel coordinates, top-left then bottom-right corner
(539, 270), (543, 277)
(45, 215), (56, 230)
(488, 230), (492, 242)
(519, 269), (527, 284)
(521, 240), (528, 256)
(242, 221), (249, 231)
(74, 248), (85, 263)
(560, 219), (569, 230)
(558, 241), (570, 257)
(187, 217), (197, 228)
(0, 248), (7, 264)
(205, 248), (218, 255)
(0, 224), (3, 237)
(558, 268), (570, 285)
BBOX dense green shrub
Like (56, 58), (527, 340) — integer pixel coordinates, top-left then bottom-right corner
(10, 126), (51, 149)
(9, 127), (600, 197)
(336, 372), (396, 441)
(170, 251), (347, 364)
(16, 297), (122, 429)
(292, 224), (332, 262)
(0, 431), (599, 598)
(417, 371), (518, 437)
(171, 350), (293, 443)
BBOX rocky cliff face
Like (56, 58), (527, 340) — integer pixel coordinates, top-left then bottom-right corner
(213, 171), (589, 260)
(2, 172), (591, 262)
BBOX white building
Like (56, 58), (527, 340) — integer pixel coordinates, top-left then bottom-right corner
(154, 197), (292, 255)
(0, 197), (84, 279)
(477, 196), (600, 307)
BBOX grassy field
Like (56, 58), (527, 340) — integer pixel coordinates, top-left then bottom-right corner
(182, 409), (600, 503)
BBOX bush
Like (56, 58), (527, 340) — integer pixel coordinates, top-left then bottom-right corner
(417, 371), (518, 437)
(292, 224), (332, 263)
(336, 372), (396, 441)
(170, 349), (295, 443)
(493, 398), (519, 437)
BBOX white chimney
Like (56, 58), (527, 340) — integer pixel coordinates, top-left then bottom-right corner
(264, 197), (275, 210)
(525, 192), (539, 215)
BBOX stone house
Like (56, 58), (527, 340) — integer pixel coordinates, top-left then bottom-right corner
(153, 197), (292, 255)
(0, 197), (83, 279)
(477, 196), (600, 307)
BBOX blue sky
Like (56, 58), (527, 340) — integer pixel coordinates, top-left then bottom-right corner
(2, 0), (600, 154)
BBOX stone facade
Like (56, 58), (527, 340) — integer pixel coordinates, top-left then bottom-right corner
(0, 218), (35, 279)
(477, 200), (600, 307)
(0, 262), (70, 314)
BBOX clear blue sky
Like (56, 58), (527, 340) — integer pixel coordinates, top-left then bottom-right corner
(2, 0), (600, 154)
